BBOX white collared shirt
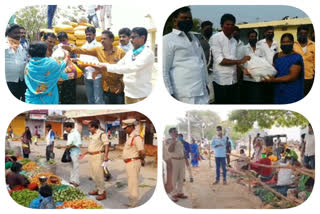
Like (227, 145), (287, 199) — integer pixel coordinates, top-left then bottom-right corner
(256, 38), (279, 65)
(80, 39), (102, 80)
(209, 32), (238, 85)
(5, 37), (28, 82)
(103, 47), (154, 99)
(163, 29), (208, 98)
(241, 44), (266, 82)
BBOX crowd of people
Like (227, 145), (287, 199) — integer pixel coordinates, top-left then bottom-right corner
(5, 19), (154, 104)
(163, 123), (315, 204)
(5, 118), (146, 208)
(163, 6), (315, 104)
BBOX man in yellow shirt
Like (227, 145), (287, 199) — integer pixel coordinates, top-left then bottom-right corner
(62, 31), (126, 104)
(293, 25), (315, 96)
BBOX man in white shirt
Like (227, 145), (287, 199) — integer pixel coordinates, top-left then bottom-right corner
(257, 26), (279, 65)
(64, 122), (82, 187)
(240, 30), (268, 103)
(256, 26), (278, 103)
(304, 123), (315, 169)
(163, 7), (209, 104)
(79, 27), (104, 104)
(96, 27), (154, 104)
(5, 24), (28, 102)
(119, 28), (133, 52)
(209, 14), (250, 104)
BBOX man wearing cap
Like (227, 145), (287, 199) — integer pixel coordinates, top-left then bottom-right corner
(166, 127), (188, 202)
(122, 118), (145, 207)
(79, 120), (109, 200)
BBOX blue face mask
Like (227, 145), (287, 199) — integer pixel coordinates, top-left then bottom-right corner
(178, 136), (183, 141)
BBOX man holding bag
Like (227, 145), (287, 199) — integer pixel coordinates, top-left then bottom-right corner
(64, 122), (82, 187)
(79, 120), (109, 200)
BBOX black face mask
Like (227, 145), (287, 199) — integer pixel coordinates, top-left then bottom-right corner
(281, 44), (294, 54)
(249, 38), (258, 46)
(266, 33), (274, 40)
(204, 29), (213, 39)
(297, 34), (308, 43)
(178, 20), (193, 33)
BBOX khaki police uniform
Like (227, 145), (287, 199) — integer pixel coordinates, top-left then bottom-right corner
(166, 138), (185, 196)
(88, 129), (108, 194)
(123, 130), (144, 207)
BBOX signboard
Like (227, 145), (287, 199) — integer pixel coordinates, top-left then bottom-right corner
(29, 114), (47, 120)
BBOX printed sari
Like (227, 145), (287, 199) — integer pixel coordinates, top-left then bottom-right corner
(25, 57), (68, 104)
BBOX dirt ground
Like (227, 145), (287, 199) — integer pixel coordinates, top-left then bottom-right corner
(173, 159), (263, 209)
(7, 139), (157, 209)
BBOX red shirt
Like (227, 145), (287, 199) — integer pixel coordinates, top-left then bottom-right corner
(251, 158), (273, 177)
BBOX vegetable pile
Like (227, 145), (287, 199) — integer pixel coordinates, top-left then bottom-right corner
(56, 199), (103, 209)
(19, 158), (32, 165)
(255, 187), (277, 203)
(22, 162), (39, 171)
(11, 189), (39, 207)
(29, 172), (61, 185)
(53, 186), (86, 202)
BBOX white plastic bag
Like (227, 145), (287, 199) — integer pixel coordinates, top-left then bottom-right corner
(247, 55), (277, 82)
(277, 162), (293, 186)
(52, 45), (66, 61)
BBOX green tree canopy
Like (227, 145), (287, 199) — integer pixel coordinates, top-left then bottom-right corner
(229, 110), (309, 133)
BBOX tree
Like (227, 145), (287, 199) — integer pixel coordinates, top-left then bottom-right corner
(229, 110), (309, 133)
(176, 110), (221, 140)
(15, 6), (47, 41)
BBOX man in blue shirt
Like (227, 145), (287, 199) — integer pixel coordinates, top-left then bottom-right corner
(211, 126), (227, 184)
(178, 134), (193, 182)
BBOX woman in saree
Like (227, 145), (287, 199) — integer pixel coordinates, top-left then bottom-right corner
(25, 41), (70, 104)
(190, 138), (200, 167)
(263, 33), (304, 104)
(21, 126), (32, 158)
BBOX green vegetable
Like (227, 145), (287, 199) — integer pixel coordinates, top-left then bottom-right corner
(19, 158), (32, 165)
(11, 190), (39, 207)
(53, 186), (86, 202)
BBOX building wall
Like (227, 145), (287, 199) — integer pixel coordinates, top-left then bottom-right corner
(26, 120), (45, 137)
(9, 116), (26, 137)
(45, 122), (63, 138)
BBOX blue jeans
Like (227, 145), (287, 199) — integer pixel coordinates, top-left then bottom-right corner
(84, 78), (104, 104)
(304, 155), (315, 169)
(103, 90), (124, 104)
(215, 157), (227, 181)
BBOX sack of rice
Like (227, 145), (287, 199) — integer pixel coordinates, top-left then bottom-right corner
(74, 25), (87, 31)
(40, 28), (54, 34)
(71, 22), (78, 28)
(114, 35), (119, 41)
(74, 30), (86, 40)
(54, 24), (74, 34)
(76, 40), (86, 47)
(67, 33), (76, 41)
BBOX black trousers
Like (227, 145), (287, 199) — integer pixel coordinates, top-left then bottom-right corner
(7, 80), (27, 102)
(46, 145), (55, 161)
(213, 82), (240, 104)
(241, 81), (266, 104)
(58, 79), (77, 104)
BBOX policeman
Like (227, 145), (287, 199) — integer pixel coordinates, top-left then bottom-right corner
(122, 118), (145, 207)
(79, 120), (109, 200)
(166, 127), (188, 202)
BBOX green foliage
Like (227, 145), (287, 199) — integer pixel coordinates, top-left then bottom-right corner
(229, 110), (309, 133)
(15, 6), (47, 41)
